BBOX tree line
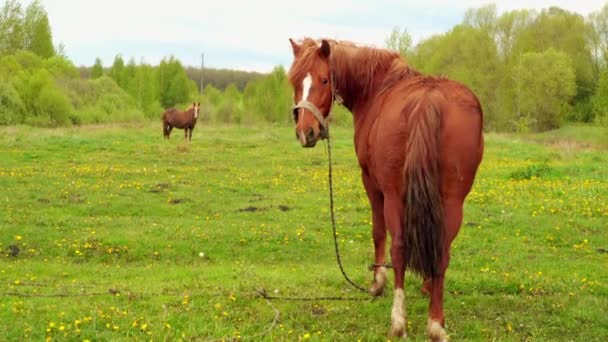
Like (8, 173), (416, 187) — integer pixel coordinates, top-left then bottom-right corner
(1, 0), (607, 131)
(388, 4), (608, 132)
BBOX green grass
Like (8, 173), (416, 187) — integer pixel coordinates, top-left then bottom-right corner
(0, 123), (607, 341)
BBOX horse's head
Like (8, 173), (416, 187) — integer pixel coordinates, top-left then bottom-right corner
(192, 102), (201, 119)
(288, 38), (334, 148)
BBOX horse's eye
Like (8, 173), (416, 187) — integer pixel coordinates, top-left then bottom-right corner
(292, 107), (299, 123)
(321, 78), (329, 85)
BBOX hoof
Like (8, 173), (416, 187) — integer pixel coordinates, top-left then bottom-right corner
(390, 324), (406, 339)
(369, 266), (387, 297)
(427, 319), (448, 342)
(369, 282), (384, 296)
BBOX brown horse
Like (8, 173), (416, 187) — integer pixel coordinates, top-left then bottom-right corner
(162, 102), (200, 141)
(288, 38), (483, 340)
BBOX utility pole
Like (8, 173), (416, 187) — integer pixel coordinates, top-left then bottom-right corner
(200, 53), (204, 94)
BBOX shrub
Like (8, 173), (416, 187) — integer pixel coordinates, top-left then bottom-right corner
(0, 81), (25, 124)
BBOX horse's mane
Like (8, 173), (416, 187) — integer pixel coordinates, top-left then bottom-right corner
(289, 38), (422, 103)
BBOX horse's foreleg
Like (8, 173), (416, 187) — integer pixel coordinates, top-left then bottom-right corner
(427, 199), (463, 342)
(362, 173), (387, 296)
(384, 195), (406, 338)
(189, 128), (193, 141)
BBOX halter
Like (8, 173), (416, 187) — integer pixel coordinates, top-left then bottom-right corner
(292, 63), (342, 140)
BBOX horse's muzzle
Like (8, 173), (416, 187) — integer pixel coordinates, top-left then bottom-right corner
(296, 128), (318, 148)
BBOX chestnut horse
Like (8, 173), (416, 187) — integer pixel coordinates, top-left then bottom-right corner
(288, 38), (483, 340)
(162, 102), (200, 141)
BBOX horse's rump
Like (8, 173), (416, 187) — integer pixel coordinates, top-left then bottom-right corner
(162, 108), (177, 121)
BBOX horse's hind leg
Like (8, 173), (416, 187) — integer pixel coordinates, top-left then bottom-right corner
(384, 194), (406, 338)
(164, 123), (173, 139)
(363, 174), (388, 296)
(427, 199), (463, 342)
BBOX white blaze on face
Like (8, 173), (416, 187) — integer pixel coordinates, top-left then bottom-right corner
(194, 106), (199, 119)
(302, 73), (312, 101)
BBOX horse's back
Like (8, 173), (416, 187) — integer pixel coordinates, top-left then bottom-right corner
(365, 76), (483, 199)
(162, 108), (178, 121)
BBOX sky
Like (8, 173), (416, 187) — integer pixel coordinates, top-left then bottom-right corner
(28, 0), (608, 73)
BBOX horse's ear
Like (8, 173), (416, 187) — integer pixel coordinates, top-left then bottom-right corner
(289, 38), (301, 56)
(318, 39), (331, 60)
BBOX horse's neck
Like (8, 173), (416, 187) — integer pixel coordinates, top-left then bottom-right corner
(333, 51), (418, 122)
(333, 53), (392, 113)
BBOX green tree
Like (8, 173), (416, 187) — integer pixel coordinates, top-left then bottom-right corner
(385, 26), (412, 58)
(43, 56), (78, 79)
(0, 81), (25, 124)
(135, 63), (161, 118)
(23, 0), (54, 58)
(16, 68), (72, 126)
(463, 4), (497, 33)
(216, 83), (243, 123)
(587, 4), (608, 82)
(0, 0), (24, 55)
(201, 84), (222, 121)
(157, 57), (196, 108)
(514, 7), (593, 103)
(243, 66), (292, 124)
(513, 49), (576, 131)
(411, 25), (501, 130)
(495, 9), (536, 61)
(108, 55), (125, 87)
(91, 58), (103, 79)
(591, 68), (608, 126)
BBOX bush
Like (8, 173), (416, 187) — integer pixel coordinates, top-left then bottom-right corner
(36, 82), (72, 126)
(0, 81), (25, 125)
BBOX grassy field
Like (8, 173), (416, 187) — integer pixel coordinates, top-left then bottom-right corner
(0, 122), (607, 341)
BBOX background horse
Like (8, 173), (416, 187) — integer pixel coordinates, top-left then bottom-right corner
(288, 38), (483, 341)
(162, 102), (200, 141)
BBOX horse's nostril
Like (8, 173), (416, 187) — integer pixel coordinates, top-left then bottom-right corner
(306, 128), (315, 141)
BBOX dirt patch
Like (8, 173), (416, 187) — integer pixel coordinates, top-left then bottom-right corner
(277, 205), (291, 212)
(169, 198), (188, 205)
(238, 206), (265, 213)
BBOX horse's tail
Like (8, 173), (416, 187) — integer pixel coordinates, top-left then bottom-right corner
(402, 88), (444, 278)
